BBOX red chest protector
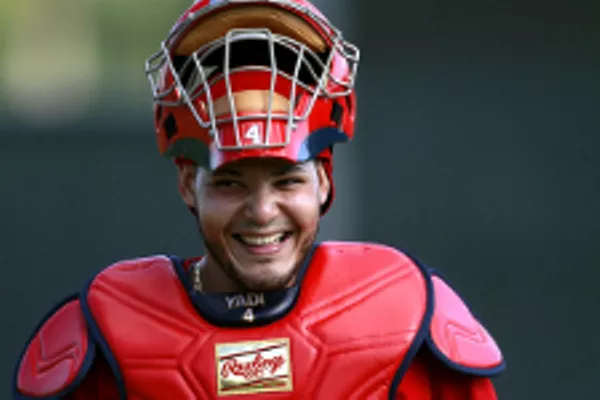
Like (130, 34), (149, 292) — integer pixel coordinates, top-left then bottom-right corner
(14, 242), (504, 399)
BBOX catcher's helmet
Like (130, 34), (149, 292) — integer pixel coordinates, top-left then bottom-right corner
(145, 0), (360, 213)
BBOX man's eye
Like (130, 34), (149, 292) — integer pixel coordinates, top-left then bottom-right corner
(276, 178), (304, 187)
(213, 180), (240, 188)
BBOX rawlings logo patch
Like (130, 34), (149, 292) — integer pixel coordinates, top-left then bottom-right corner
(215, 338), (293, 396)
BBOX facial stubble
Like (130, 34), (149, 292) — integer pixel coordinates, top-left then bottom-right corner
(197, 222), (318, 292)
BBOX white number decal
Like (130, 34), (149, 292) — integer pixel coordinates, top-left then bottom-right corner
(244, 124), (261, 144)
(242, 308), (255, 323)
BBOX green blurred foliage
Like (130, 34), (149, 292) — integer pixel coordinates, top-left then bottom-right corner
(0, 0), (192, 93)
(90, 0), (190, 72)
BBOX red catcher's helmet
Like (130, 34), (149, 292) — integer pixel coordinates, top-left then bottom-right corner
(145, 0), (360, 213)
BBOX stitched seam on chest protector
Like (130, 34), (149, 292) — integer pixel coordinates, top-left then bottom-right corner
(88, 266), (216, 399)
(294, 253), (428, 399)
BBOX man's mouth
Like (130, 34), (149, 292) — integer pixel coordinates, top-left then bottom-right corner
(232, 232), (291, 247)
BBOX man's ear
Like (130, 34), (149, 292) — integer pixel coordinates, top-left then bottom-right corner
(315, 161), (331, 207)
(177, 163), (198, 209)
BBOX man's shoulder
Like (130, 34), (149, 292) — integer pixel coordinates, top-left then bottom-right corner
(316, 241), (423, 275)
(12, 254), (173, 399)
(318, 240), (411, 258)
(318, 241), (506, 377)
(13, 295), (95, 399)
(315, 241), (429, 280)
(97, 254), (175, 275)
(425, 269), (505, 377)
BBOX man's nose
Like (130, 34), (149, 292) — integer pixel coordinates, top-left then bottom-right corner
(244, 187), (279, 225)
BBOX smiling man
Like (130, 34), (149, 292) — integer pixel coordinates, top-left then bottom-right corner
(13, 1), (505, 399)
(183, 157), (328, 293)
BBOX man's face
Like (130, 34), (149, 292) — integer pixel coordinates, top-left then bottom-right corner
(179, 158), (330, 291)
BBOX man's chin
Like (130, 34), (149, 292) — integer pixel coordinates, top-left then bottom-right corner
(235, 267), (296, 291)
(204, 228), (318, 292)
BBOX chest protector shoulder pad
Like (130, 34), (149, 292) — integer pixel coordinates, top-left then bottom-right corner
(13, 295), (96, 399)
(426, 270), (505, 376)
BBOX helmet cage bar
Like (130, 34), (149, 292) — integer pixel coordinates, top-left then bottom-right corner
(221, 29), (285, 148)
(179, 34), (327, 106)
(145, 0), (360, 101)
(148, 32), (359, 101)
(213, 29), (325, 149)
(149, 31), (337, 150)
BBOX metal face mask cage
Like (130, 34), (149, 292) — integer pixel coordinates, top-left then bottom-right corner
(145, 1), (360, 152)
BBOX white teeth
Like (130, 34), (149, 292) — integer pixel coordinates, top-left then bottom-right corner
(239, 233), (285, 246)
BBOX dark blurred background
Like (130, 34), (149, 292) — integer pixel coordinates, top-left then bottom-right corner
(1, 0), (598, 399)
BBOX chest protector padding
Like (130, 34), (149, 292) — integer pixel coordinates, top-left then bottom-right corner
(84, 242), (429, 399)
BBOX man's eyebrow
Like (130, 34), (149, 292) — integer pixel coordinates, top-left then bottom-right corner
(273, 163), (306, 176)
(212, 168), (242, 177)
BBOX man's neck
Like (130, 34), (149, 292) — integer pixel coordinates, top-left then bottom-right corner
(193, 256), (241, 293)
